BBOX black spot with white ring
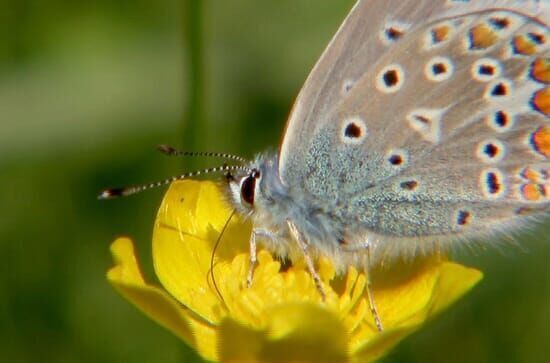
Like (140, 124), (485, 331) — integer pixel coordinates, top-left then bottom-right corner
(376, 64), (405, 93)
(386, 27), (403, 41)
(456, 210), (472, 226)
(480, 168), (506, 198)
(488, 110), (514, 132)
(489, 17), (510, 30)
(472, 58), (501, 82)
(345, 123), (362, 138)
(477, 139), (505, 163)
(384, 70), (398, 87)
(487, 172), (499, 194)
(425, 57), (454, 82)
(386, 149), (409, 170)
(485, 79), (513, 101)
(400, 180), (419, 191)
(389, 154), (403, 165)
(341, 117), (368, 145)
(492, 83), (508, 96)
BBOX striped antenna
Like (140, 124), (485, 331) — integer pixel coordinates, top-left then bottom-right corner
(98, 164), (249, 199)
(157, 145), (248, 164)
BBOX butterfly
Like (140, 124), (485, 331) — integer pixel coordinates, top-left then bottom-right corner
(101, 0), (550, 331)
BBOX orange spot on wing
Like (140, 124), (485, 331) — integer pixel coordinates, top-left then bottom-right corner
(469, 24), (498, 50)
(530, 126), (550, 158)
(521, 168), (541, 182)
(532, 88), (550, 117)
(531, 58), (550, 84)
(513, 35), (537, 56)
(432, 25), (451, 43)
(521, 184), (547, 201)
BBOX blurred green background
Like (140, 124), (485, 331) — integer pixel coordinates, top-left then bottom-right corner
(1, 1), (549, 362)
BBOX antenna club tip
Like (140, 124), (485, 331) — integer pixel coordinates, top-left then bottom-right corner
(157, 144), (176, 155)
(98, 188), (125, 200)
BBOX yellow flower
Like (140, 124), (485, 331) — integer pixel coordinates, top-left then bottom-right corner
(107, 180), (482, 363)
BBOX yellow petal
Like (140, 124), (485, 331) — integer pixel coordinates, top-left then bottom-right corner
(218, 303), (349, 363)
(107, 237), (219, 361)
(152, 180), (251, 323)
(428, 262), (484, 314)
(351, 259), (483, 362)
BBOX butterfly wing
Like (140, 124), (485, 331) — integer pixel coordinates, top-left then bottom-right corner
(280, 0), (547, 183)
(278, 0), (549, 250)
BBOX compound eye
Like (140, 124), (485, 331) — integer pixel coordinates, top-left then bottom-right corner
(240, 175), (256, 206)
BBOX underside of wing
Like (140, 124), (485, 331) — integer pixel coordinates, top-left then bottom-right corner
(277, 0), (549, 246)
(279, 0), (548, 185)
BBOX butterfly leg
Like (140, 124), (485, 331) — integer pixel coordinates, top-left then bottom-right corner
(247, 228), (277, 288)
(286, 220), (326, 300)
(247, 230), (258, 288)
(341, 241), (384, 332)
(362, 244), (384, 332)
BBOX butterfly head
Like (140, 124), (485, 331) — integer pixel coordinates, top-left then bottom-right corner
(226, 166), (262, 214)
(225, 151), (286, 219)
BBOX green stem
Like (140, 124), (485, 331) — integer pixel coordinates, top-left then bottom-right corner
(182, 0), (206, 167)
